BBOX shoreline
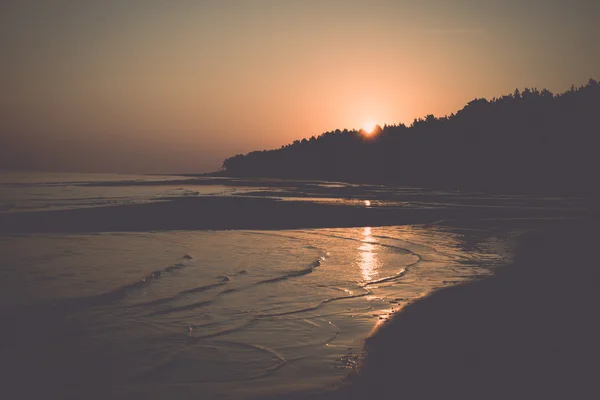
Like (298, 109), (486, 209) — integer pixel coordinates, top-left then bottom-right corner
(1, 188), (595, 399)
(322, 221), (599, 399)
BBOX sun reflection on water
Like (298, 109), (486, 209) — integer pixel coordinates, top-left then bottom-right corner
(359, 227), (380, 282)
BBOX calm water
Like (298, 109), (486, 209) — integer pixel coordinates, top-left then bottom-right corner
(0, 172), (244, 213)
(0, 172), (558, 398)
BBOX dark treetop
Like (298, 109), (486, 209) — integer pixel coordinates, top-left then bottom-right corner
(222, 79), (600, 195)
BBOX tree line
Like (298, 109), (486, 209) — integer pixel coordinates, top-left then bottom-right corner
(222, 79), (600, 194)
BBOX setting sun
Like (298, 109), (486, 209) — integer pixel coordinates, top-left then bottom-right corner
(363, 121), (377, 134)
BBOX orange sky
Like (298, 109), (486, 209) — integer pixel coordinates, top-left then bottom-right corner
(1, 1), (599, 173)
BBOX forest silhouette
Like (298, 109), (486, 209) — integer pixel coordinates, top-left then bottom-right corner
(222, 79), (599, 194)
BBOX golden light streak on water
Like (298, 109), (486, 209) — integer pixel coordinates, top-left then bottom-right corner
(359, 227), (380, 282)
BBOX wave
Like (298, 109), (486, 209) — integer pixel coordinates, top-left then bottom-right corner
(364, 267), (408, 286)
(254, 257), (325, 285)
(298, 229), (420, 256)
(362, 247), (423, 287)
(253, 254), (419, 319)
(132, 256), (326, 316)
(135, 256), (326, 313)
(256, 287), (371, 318)
(134, 282), (227, 308)
(78, 257), (193, 307)
(155, 235), (420, 321)
(148, 299), (215, 316)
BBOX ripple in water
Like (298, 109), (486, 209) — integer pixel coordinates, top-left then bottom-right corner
(0, 225), (511, 398)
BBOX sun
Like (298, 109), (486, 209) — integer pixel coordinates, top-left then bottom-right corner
(362, 121), (377, 135)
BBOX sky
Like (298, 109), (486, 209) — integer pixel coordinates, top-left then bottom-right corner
(1, 0), (599, 173)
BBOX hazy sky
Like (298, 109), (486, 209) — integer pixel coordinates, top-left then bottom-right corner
(1, 0), (598, 173)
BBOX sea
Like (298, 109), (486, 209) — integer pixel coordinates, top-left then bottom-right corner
(0, 172), (585, 399)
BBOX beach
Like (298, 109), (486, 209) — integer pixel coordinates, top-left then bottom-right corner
(0, 174), (595, 399)
(323, 221), (600, 399)
(2, 1), (598, 397)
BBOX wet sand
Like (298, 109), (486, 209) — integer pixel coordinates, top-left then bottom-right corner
(0, 195), (587, 234)
(324, 221), (600, 399)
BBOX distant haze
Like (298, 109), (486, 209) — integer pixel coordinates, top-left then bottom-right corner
(1, 0), (599, 173)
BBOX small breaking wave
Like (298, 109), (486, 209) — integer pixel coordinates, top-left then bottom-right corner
(254, 257), (325, 285)
(140, 256), (327, 313)
(256, 287), (371, 318)
(71, 255), (194, 308)
(364, 268), (408, 286)
(135, 282), (227, 308)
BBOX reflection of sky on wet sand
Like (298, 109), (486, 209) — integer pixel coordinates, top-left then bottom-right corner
(359, 227), (381, 282)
